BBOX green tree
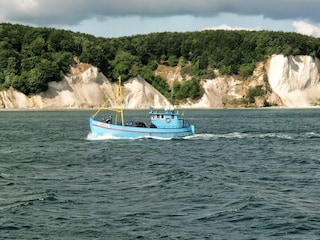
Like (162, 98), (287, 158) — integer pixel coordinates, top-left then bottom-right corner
(110, 51), (141, 81)
(174, 78), (202, 100)
(239, 62), (255, 79)
(247, 85), (265, 103)
(168, 55), (178, 67)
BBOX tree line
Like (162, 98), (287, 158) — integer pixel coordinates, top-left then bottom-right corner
(1, 23), (320, 101)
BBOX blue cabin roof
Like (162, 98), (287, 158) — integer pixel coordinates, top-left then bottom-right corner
(149, 107), (190, 129)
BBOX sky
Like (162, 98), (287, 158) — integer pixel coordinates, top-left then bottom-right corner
(1, 0), (320, 38)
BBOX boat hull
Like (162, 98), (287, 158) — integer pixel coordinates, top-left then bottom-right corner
(90, 118), (195, 138)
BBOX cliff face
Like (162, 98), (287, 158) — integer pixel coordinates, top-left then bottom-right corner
(268, 55), (320, 107)
(163, 54), (320, 108)
(0, 64), (170, 109)
(1, 55), (320, 109)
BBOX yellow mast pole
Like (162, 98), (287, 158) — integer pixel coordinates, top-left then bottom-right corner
(118, 76), (124, 125)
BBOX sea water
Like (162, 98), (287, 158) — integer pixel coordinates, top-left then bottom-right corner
(1, 109), (320, 239)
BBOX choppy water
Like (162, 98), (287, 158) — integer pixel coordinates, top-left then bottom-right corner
(1, 109), (320, 239)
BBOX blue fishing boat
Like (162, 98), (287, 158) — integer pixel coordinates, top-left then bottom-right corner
(89, 77), (195, 139)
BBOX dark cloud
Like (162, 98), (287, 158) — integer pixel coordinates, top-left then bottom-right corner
(1, 0), (320, 26)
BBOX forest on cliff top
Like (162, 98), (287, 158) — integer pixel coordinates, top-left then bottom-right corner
(1, 23), (320, 101)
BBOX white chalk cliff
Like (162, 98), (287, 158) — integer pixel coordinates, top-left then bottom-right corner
(1, 55), (320, 109)
(0, 64), (170, 109)
(268, 55), (320, 107)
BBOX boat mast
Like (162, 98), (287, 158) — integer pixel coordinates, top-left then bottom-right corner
(170, 87), (174, 106)
(169, 84), (175, 108)
(117, 76), (125, 126)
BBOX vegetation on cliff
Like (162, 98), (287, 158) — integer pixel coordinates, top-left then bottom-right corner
(1, 23), (320, 102)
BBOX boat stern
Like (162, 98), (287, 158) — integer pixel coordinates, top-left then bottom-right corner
(190, 124), (195, 135)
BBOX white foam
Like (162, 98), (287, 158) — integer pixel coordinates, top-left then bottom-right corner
(86, 132), (173, 141)
(86, 132), (121, 140)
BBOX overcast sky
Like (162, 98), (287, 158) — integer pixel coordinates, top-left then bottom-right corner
(1, 0), (320, 38)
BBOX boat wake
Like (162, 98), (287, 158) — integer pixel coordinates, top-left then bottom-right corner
(87, 131), (312, 141)
(185, 132), (249, 140)
(185, 131), (315, 140)
(306, 131), (320, 138)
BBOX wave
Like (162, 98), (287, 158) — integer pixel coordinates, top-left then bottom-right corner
(197, 195), (255, 221)
(0, 191), (57, 213)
